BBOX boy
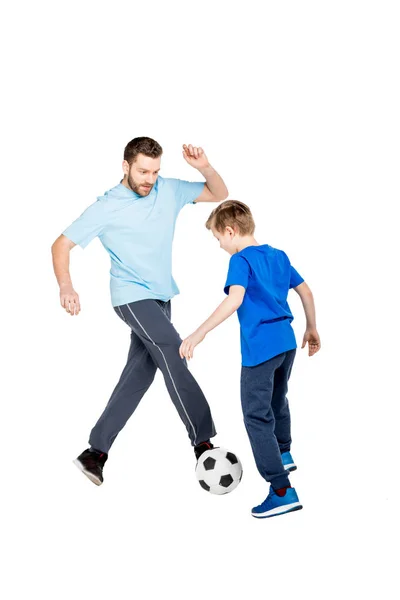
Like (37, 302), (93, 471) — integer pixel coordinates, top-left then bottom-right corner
(179, 200), (321, 518)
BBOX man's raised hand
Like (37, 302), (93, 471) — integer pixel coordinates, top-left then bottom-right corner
(182, 144), (210, 170)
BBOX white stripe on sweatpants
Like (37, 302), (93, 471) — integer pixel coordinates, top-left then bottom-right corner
(116, 306), (128, 325)
(125, 303), (197, 443)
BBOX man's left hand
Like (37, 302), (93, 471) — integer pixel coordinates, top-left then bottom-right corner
(182, 144), (210, 171)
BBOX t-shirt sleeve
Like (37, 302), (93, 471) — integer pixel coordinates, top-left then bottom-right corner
(224, 255), (250, 294)
(62, 201), (107, 249)
(170, 178), (205, 209)
(289, 265), (304, 289)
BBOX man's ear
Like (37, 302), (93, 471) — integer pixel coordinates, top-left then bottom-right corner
(122, 160), (130, 176)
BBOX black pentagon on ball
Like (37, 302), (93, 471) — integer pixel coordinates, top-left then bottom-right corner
(226, 452), (238, 465)
(203, 457), (217, 471)
(219, 474), (234, 488)
(199, 480), (210, 491)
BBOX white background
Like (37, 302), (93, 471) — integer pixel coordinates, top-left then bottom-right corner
(1, 1), (399, 598)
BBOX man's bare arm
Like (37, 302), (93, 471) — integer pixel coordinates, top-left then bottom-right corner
(194, 165), (229, 203)
(51, 235), (81, 315)
(182, 144), (229, 203)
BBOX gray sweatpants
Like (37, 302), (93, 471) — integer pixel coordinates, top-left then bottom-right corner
(89, 299), (217, 453)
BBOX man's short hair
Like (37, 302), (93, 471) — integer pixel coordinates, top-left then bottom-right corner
(124, 137), (163, 165)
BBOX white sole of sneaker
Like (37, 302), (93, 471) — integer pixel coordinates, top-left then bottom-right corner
(73, 459), (102, 486)
(252, 502), (303, 518)
(284, 463), (296, 471)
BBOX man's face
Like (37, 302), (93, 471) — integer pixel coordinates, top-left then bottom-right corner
(123, 153), (161, 196)
(212, 226), (237, 255)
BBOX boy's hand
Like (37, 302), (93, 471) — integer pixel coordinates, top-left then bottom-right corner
(179, 329), (206, 361)
(301, 329), (321, 356)
(182, 144), (210, 171)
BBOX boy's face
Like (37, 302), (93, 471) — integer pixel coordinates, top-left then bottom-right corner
(211, 226), (237, 255)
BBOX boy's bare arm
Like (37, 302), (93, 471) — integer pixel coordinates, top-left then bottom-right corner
(293, 281), (321, 356)
(51, 235), (81, 315)
(293, 282), (316, 329)
(179, 285), (245, 360)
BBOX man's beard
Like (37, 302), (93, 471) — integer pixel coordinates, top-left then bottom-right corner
(127, 174), (153, 196)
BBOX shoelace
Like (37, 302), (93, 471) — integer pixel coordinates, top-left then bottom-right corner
(257, 489), (276, 508)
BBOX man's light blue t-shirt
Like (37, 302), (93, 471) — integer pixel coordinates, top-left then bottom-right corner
(224, 244), (304, 367)
(62, 176), (204, 307)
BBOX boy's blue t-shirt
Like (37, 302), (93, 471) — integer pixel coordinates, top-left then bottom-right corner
(62, 176), (204, 307)
(224, 244), (304, 367)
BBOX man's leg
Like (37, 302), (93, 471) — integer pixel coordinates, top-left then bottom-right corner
(118, 299), (216, 446)
(240, 353), (290, 491)
(89, 316), (157, 453)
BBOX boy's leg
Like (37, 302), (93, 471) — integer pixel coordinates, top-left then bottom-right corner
(118, 299), (216, 446)
(89, 320), (157, 453)
(271, 349), (296, 454)
(240, 353), (290, 491)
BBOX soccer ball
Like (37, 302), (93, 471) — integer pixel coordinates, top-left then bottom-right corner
(195, 447), (243, 495)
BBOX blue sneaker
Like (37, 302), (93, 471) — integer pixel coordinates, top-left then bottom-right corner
(281, 451), (297, 472)
(251, 486), (303, 518)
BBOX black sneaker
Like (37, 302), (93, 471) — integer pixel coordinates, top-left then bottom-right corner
(73, 448), (108, 486)
(194, 441), (214, 460)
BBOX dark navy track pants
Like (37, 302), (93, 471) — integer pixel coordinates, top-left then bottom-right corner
(241, 350), (296, 490)
(89, 299), (217, 453)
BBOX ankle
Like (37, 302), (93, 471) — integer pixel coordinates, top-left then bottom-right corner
(195, 440), (212, 449)
(274, 485), (291, 497)
(194, 440), (214, 459)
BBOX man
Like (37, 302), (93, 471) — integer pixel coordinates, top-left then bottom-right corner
(51, 137), (228, 486)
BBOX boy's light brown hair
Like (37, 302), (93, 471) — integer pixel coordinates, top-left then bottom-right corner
(205, 200), (255, 235)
